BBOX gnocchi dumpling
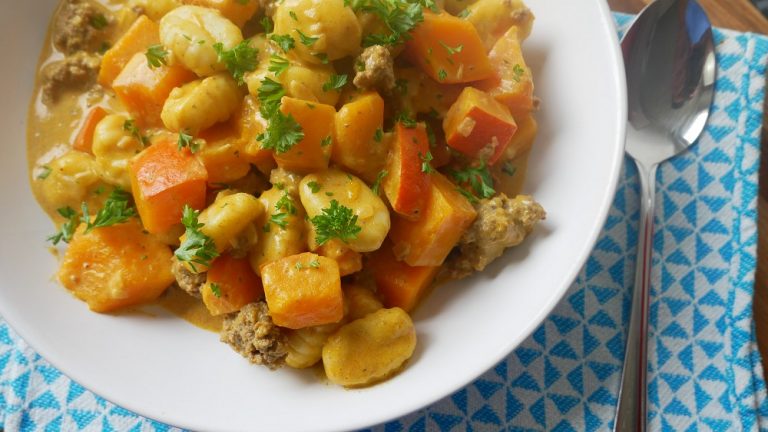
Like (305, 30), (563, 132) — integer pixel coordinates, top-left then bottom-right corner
(196, 191), (265, 254)
(284, 322), (342, 369)
(245, 58), (340, 106)
(249, 187), (307, 275)
(160, 5), (243, 76)
(322, 308), (416, 387)
(299, 170), (390, 253)
(161, 73), (242, 134)
(273, 0), (362, 65)
(92, 114), (145, 189)
(39, 151), (101, 212)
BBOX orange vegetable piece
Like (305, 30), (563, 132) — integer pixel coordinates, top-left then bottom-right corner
(72, 107), (108, 154)
(272, 97), (335, 173)
(405, 12), (493, 84)
(443, 87), (518, 165)
(181, 0), (259, 28)
(475, 27), (535, 118)
(389, 172), (477, 267)
(368, 244), (439, 313)
(383, 122), (432, 220)
(261, 253), (344, 330)
(316, 239), (363, 277)
(112, 53), (197, 127)
(504, 114), (537, 160)
(198, 119), (252, 185)
(129, 138), (208, 234)
(202, 254), (264, 316)
(332, 92), (387, 183)
(58, 219), (174, 313)
(239, 96), (272, 166)
(98, 15), (160, 88)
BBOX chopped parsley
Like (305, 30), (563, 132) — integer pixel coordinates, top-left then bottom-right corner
(395, 111), (418, 128)
(257, 77), (285, 115)
(322, 74), (348, 92)
(346, 0), (436, 46)
(269, 212), (290, 229)
(450, 163), (496, 201)
(275, 192), (297, 215)
(309, 260), (321, 268)
(256, 78), (304, 154)
(123, 119), (148, 145)
(37, 165), (52, 180)
(269, 34), (295, 53)
(268, 54), (290, 76)
(374, 128), (384, 142)
(321, 136), (332, 147)
(512, 64), (526, 82)
(289, 10), (299, 21)
(437, 68), (448, 81)
(214, 40), (259, 85)
(81, 188), (136, 233)
(260, 16), (274, 33)
(177, 130), (200, 153)
(89, 13), (109, 30)
(210, 283), (222, 298)
(502, 161), (517, 177)
(310, 200), (362, 246)
(295, 29), (319, 46)
(175, 206), (219, 272)
(371, 170), (388, 195)
(314, 53), (329, 64)
(420, 151), (435, 173)
(439, 41), (463, 55)
(47, 207), (79, 245)
(307, 181), (321, 193)
(145, 44), (168, 68)
(457, 9), (471, 18)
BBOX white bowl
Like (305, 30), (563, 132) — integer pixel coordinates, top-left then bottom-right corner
(0, 1), (626, 431)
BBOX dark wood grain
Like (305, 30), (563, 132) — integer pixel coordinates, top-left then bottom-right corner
(608, 0), (768, 375)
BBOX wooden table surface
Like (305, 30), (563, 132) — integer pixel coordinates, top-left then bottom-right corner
(607, 0), (768, 374)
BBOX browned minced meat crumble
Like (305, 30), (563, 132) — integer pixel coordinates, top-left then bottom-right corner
(171, 257), (206, 298)
(53, 0), (111, 55)
(444, 194), (545, 279)
(41, 52), (101, 104)
(220, 302), (287, 369)
(353, 45), (396, 92)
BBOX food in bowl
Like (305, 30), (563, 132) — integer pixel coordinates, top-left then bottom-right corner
(28, 0), (544, 387)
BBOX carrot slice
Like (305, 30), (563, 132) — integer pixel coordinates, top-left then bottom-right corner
(368, 244), (439, 313)
(72, 107), (108, 154)
(383, 122), (432, 220)
(202, 254), (264, 316)
(98, 15), (160, 88)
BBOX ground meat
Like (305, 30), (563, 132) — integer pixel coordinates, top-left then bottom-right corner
(53, 0), (111, 54)
(41, 52), (101, 104)
(353, 45), (396, 92)
(171, 258), (206, 298)
(220, 302), (288, 369)
(445, 194), (545, 279)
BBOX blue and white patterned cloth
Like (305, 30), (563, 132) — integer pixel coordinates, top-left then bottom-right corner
(3, 14), (768, 432)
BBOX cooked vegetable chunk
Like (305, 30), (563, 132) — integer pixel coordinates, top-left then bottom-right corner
(261, 253), (344, 329)
(129, 137), (208, 234)
(476, 26), (535, 118)
(58, 219), (174, 312)
(383, 122), (432, 220)
(465, 0), (534, 49)
(202, 253), (264, 316)
(322, 308), (416, 387)
(332, 92), (387, 183)
(368, 244), (439, 312)
(443, 87), (518, 165)
(92, 114), (146, 189)
(271, 97), (335, 173)
(344, 284), (383, 321)
(315, 239), (363, 277)
(181, 0), (259, 28)
(389, 172), (477, 267)
(73, 107), (108, 154)
(99, 15), (160, 87)
(405, 12), (492, 83)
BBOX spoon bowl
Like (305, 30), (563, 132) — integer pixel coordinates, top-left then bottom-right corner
(615, 1), (716, 431)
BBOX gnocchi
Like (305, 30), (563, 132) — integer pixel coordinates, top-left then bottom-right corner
(195, 191), (265, 255)
(160, 5), (244, 76)
(39, 151), (101, 212)
(249, 187), (307, 275)
(161, 73), (242, 134)
(92, 114), (145, 189)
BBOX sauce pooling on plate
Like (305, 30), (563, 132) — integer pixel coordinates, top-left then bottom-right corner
(27, 0), (545, 387)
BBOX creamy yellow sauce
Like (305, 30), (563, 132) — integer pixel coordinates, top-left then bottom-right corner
(27, 0), (531, 333)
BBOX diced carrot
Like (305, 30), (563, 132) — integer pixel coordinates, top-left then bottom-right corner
(443, 87), (518, 165)
(201, 254), (264, 316)
(238, 96), (272, 165)
(198, 119), (252, 185)
(504, 113), (537, 160)
(72, 107), (108, 154)
(316, 239), (363, 277)
(424, 119), (452, 168)
(368, 244), (439, 313)
(112, 53), (197, 127)
(271, 97), (335, 174)
(181, 0), (259, 27)
(465, 0), (534, 50)
(332, 92), (387, 183)
(261, 253), (344, 329)
(383, 122), (432, 220)
(492, 114), (537, 197)
(389, 172), (477, 267)
(129, 137), (208, 234)
(475, 26), (535, 118)
(98, 15), (160, 88)
(58, 219), (174, 313)
(405, 12), (493, 84)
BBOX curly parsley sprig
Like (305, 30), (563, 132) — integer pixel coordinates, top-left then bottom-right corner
(214, 40), (259, 85)
(175, 206), (219, 272)
(310, 200), (362, 246)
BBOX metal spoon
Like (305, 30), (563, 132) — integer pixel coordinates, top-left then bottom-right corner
(614, 1), (717, 430)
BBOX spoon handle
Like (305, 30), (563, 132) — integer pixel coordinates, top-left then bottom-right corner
(614, 160), (657, 432)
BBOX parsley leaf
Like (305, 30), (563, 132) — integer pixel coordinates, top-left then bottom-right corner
(307, 181), (321, 193)
(177, 130), (201, 153)
(420, 151), (435, 173)
(439, 41), (463, 55)
(81, 188), (136, 233)
(310, 200), (362, 246)
(37, 165), (52, 180)
(90, 13), (109, 30)
(210, 283), (222, 298)
(322, 74), (348, 92)
(374, 128), (384, 142)
(269, 34), (295, 53)
(258, 111), (304, 153)
(123, 119), (148, 145)
(269, 212), (290, 229)
(275, 192), (297, 215)
(371, 169), (388, 195)
(395, 111), (418, 128)
(257, 77), (286, 116)
(437, 68), (448, 81)
(450, 163), (496, 200)
(295, 29), (319, 46)
(502, 161), (517, 177)
(260, 16), (274, 33)
(47, 207), (79, 245)
(348, 0), (427, 47)
(214, 40), (259, 84)
(175, 206), (219, 272)
(512, 64), (526, 82)
(145, 44), (168, 68)
(268, 54), (290, 76)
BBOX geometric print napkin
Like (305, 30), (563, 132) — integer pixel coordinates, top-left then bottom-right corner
(2, 14), (768, 432)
